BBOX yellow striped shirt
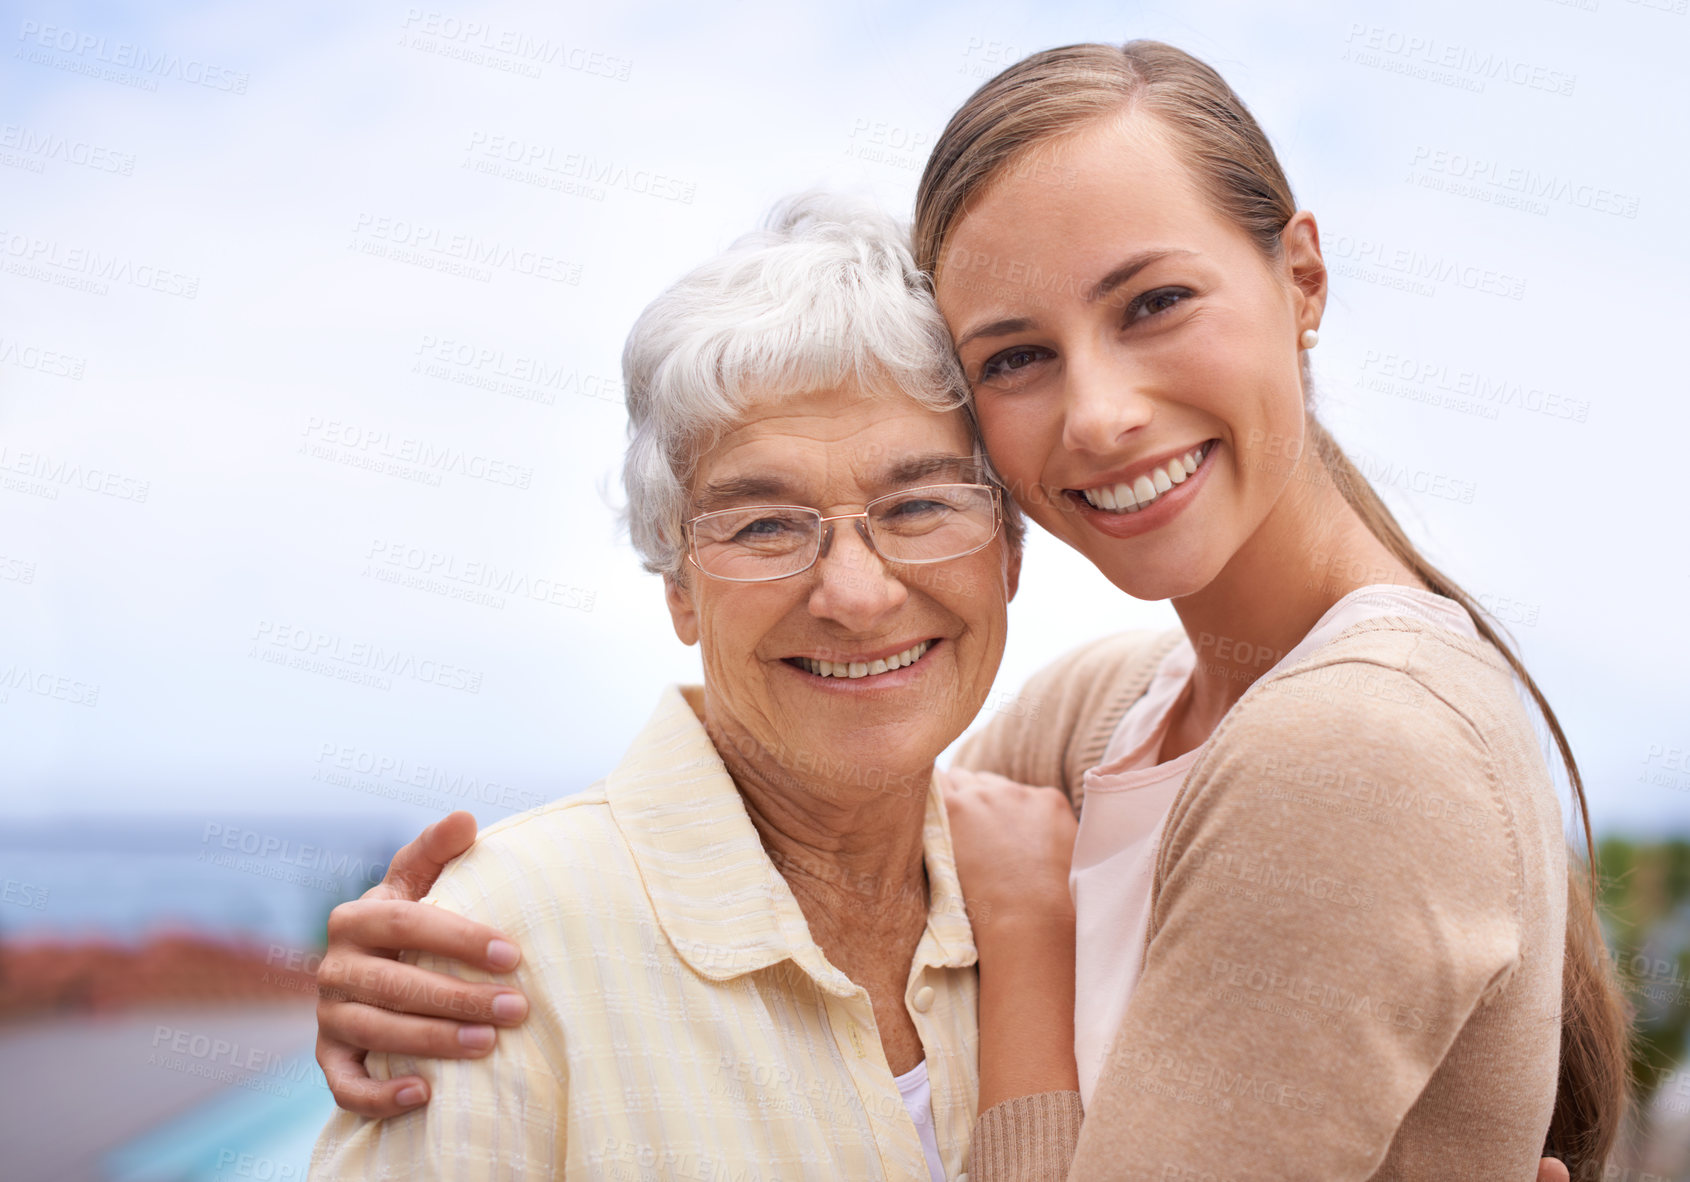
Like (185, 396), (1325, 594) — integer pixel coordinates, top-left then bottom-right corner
(311, 685), (980, 1180)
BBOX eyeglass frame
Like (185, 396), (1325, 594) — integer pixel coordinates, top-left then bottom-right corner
(681, 482), (1005, 583)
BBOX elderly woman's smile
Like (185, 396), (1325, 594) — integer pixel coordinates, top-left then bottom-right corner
(666, 382), (1018, 795)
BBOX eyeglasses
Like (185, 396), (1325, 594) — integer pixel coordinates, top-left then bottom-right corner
(684, 482), (1003, 583)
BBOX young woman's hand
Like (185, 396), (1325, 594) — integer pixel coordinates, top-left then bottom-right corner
(939, 767), (1078, 935)
(940, 768), (1082, 1110)
(313, 811), (531, 1117)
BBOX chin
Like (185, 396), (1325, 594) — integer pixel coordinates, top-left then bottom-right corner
(1090, 546), (1224, 604)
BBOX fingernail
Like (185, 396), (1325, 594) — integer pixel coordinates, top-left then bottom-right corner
(458, 1024), (495, 1050)
(486, 938), (519, 970)
(396, 1084), (426, 1106)
(491, 992), (528, 1023)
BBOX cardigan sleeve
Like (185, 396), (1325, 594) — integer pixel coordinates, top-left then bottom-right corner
(964, 1091), (1086, 1182)
(1065, 658), (1528, 1178)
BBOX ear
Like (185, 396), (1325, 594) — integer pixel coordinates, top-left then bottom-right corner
(1005, 539), (1022, 603)
(664, 570), (700, 646)
(1280, 210), (1327, 337)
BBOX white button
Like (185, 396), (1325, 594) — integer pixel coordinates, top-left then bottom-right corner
(958, 1174), (968, 1182)
(912, 985), (935, 1013)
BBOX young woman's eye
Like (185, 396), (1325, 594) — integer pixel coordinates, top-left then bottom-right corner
(977, 345), (1052, 386)
(1128, 286), (1192, 322)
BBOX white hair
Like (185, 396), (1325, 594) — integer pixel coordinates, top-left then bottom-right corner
(620, 191), (1018, 575)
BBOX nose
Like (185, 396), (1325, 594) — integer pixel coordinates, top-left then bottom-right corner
(1060, 343), (1155, 457)
(807, 520), (909, 632)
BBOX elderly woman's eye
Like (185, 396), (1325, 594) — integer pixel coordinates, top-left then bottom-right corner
(733, 513), (806, 544)
(978, 345), (1052, 386)
(884, 498), (949, 521)
(877, 489), (982, 538)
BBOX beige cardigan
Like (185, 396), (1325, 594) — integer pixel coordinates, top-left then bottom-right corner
(955, 620), (1565, 1181)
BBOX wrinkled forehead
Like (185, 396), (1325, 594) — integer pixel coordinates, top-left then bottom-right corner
(689, 384), (981, 512)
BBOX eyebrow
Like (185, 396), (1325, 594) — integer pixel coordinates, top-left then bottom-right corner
(951, 249), (1197, 351)
(953, 316), (1037, 353)
(694, 475), (795, 513)
(1088, 249), (1195, 302)
(693, 453), (983, 513)
(881, 453), (983, 488)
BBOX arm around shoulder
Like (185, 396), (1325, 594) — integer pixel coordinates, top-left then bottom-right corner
(311, 838), (569, 1179)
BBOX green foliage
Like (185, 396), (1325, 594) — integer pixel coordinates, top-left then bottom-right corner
(1597, 836), (1690, 1109)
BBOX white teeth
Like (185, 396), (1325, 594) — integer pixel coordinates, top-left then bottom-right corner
(797, 640), (932, 679)
(1078, 445), (1210, 514)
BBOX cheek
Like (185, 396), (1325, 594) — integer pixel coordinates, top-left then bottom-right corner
(697, 598), (770, 673)
(976, 396), (1052, 499)
(978, 433), (1073, 540)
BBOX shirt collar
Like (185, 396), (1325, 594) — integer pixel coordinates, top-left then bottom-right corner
(605, 685), (976, 997)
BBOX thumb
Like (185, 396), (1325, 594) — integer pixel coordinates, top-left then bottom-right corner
(372, 810), (478, 901)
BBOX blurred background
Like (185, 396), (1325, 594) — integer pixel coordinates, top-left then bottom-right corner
(2, 0), (1687, 1177)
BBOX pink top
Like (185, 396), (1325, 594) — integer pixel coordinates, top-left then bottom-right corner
(1069, 585), (1482, 1103)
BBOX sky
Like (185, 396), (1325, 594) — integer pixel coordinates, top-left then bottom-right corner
(2, 0), (1688, 847)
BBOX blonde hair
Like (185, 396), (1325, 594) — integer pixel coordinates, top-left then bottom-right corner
(915, 40), (1630, 1178)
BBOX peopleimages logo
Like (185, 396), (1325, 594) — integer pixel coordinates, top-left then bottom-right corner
(399, 9), (632, 81)
(0, 446), (150, 502)
(198, 822), (387, 888)
(463, 132), (696, 203)
(249, 620), (486, 694)
(364, 538), (596, 612)
(1341, 24), (1576, 97)
(1409, 146), (1640, 219)
(300, 417), (533, 490)
(1324, 234), (1524, 301)
(0, 123), (136, 175)
(0, 335), (86, 379)
(413, 333), (622, 407)
(351, 213), (582, 285)
(0, 230), (200, 298)
(15, 21), (250, 93)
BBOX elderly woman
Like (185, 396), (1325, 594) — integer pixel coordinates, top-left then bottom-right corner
(310, 196), (1032, 1179)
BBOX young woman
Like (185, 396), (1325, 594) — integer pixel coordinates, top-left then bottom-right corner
(311, 40), (1627, 1182)
(922, 40), (1627, 1181)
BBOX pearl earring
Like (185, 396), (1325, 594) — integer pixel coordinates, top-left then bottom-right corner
(1300, 328), (1320, 350)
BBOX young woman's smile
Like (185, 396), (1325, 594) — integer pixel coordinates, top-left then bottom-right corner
(1063, 436), (1220, 539)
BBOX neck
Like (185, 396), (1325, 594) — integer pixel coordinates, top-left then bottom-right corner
(1173, 446), (1421, 726)
(703, 710), (932, 941)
